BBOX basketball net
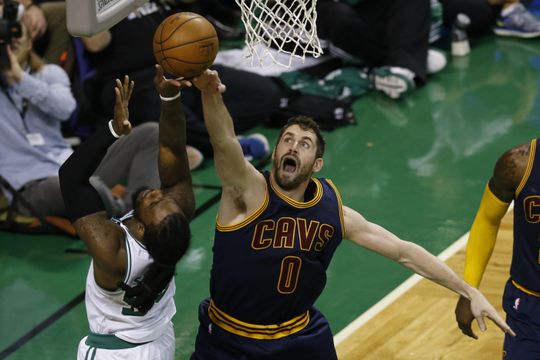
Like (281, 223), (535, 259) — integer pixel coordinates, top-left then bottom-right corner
(235, 0), (323, 68)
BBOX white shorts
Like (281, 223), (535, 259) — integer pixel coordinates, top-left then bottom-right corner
(77, 323), (175, 360)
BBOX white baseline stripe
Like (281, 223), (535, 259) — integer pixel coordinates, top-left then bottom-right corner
(333, 232), (469, 345)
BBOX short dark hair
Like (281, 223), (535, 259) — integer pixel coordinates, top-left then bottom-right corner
(276, 116), (326, 158)
(144, 212), (191, 266)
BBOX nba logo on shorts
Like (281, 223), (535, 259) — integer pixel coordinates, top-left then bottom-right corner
(512, 298), (520, 311)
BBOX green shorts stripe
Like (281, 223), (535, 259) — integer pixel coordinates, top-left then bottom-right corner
(85, 333), (149, 350)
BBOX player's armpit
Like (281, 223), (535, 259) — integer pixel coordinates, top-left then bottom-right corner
(217, 171), (267, 226)
(74, 213), (127, 287)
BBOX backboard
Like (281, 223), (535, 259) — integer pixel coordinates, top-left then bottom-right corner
(66, 0), (149, 36)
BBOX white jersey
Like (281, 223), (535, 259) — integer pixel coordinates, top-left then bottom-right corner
(85, 211), (177, 343)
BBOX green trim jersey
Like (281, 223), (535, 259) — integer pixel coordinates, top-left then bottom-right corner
(210, 172), (344, 329)
(84, 212), (176, 343)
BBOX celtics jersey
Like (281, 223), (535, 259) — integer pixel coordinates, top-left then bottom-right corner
(210, 172), (344, 327)
(85, 211), (176, 343)
(513, 138), (540, 292)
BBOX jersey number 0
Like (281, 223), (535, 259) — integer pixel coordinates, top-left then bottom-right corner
(277, 256), (302, 294)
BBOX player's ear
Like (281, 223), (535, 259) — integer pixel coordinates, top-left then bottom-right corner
(312, 158), (323, 173)
(136, 221), (145, 239)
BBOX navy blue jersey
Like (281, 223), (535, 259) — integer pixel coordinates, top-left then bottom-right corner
(512, 138), (540, 292)
(209, 172), (344, 329)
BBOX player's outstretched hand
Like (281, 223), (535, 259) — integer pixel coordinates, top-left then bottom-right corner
(192, 69), (226, 94)
(466, 287), (516, 339)
(455, 295), (477, 339)
(112, 75), (133, 136)
(154, 64), (192, 98)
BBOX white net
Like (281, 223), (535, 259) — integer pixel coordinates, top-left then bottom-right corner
(235, 0), (323, 68)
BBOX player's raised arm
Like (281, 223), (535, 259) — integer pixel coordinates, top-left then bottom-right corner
(59, 76), (134, 288)
(342, 205), (515, 338)
(191, 69), (264, 189)
(153, 65), (195, 221)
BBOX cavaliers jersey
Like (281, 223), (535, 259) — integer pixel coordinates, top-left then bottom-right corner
(85, 211), (176, 343)
(512, 138), (540, 293)
(209, 171), (344, 333)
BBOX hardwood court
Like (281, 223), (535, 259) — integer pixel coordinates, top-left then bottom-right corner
(336, 211), (513, 360)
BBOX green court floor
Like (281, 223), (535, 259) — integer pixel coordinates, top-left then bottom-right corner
(2, 35), (540, 359)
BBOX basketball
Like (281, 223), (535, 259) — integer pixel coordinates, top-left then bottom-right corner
(153, 12), (219, 79)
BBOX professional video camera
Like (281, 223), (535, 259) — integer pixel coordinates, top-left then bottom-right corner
(0, 0), (22, 68)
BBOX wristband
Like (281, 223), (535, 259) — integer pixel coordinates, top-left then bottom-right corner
(108, 120), (121, 138)
(159, 91), (181, 102)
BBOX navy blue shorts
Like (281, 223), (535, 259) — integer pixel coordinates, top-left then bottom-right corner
(190, 299), (338, 360)
(502, 280), (540, 359)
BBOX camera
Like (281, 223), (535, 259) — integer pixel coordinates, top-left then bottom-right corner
(0, 0), (22, 68)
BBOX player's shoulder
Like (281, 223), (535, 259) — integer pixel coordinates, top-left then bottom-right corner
(75, 212), (125, 247)
(505, 141), (532, 158)
(496, 141), (532, 172)
(317, 176), (340, 193)
(492, 140), (533, 193)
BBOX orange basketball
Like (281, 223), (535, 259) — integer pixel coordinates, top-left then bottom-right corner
(153, 12), (219, 79)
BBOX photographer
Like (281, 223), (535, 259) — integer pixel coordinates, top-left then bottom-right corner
(2, 0), (75, 76)
(0, 21), (162, 220)
(0, 18), (75, 216)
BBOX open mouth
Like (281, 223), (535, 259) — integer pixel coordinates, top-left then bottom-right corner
(281, 156), (298, 174)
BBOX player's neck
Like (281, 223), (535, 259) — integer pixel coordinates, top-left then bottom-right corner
(123, 217), (145, 243)
(269, 174), (310, 202)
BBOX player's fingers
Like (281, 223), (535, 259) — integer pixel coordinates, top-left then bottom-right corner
(123, 75), (130, 97)
(458, 323), (477, 340)
(475, 314), (487, 332)
(487, 312), (516, 337)
(114, 87), (121, 104)
(166, 79), (182, 88)
(155, 64), (163, 75)
(115, 78), (123, 96)
(179, 79), (192, 88)
(218, 83), (226, 93)
(126, 80), (135, 101)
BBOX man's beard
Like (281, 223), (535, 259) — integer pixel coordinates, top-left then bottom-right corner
(272, 157), (313, 191)
(131, 187), (150, 220)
